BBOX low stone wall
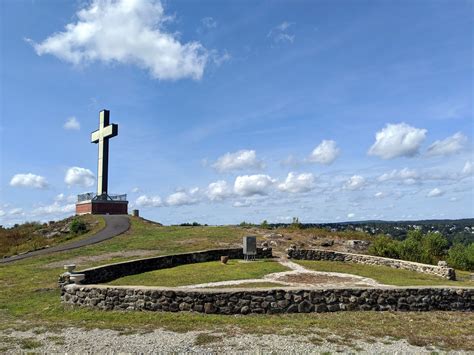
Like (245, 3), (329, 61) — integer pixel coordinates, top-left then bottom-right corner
(287, 248), (456, 280)
(62, 284), (473, 313)
(66, 248), (273, 285)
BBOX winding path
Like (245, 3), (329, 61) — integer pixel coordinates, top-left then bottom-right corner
(0, 215), (130, 264)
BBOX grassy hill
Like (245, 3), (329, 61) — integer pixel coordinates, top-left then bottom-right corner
(0, 216), (473, 351)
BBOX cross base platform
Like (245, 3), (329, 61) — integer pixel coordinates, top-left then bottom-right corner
(76, 200), (128, 215)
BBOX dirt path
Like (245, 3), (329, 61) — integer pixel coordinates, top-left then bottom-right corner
(0, 215), (130, 264)
(180, 257), (383, 289)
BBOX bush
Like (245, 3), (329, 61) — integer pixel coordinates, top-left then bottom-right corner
(447, 243), (474, 271)
(260, 220), (270, 229)
(290, 217), (302, 230)
(69, 218), (88, 234)
(368, 235), (400, 259)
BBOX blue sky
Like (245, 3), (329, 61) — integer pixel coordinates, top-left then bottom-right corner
(1, 0), (473, 226)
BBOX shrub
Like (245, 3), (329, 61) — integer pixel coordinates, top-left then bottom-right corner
(69, 218), (88, 234)
(290, 217), (302, 230)
(447, 243), (474, 271)
(260, 220), (270, 229)
(368, 235), (400, 259)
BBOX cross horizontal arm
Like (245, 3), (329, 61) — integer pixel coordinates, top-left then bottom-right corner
(103, 124), (118, 139)
(91, 130), (100, 143)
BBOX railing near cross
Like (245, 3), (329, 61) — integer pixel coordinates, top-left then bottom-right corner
(77, 193), (127, 202)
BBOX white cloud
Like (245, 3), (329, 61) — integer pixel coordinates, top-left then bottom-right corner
(64, 167), (95, 187)
(166, 191), (198, 206)
(0, 209), (5, 217)
(278, 172), (315, 193)
(347, 213), (356, 218)
(427, 188), (444, 197)
(29, 0), (208, 81)
(308, 140), (340, 165)
(63, 116), (80, 130)
(33, 202), (75, 216)
(135, 194), (162, 207)
(212, 150), (264, 172)
(234, 174), (275, 196)
(368, 123), (427, 159)
(374, 192), (385, 198)
(343, 175), (366, 190)
(206, 180), (233, 201)
(233, 200), (252, 208)
(131, 187), (140, 193)
(201, 17), (217, 29)
(10, 173), (48, 189)
(55, 193), (77, 203)
(9, 208), (24, 216)
(462, 161), (473, 176)
(378, 168), (419, 184)
(268, 21), (295, 43)
(426, 132), (467, 157)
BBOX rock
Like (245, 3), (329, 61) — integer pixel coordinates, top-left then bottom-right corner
(45, 231), (61, 239)
(204, 302), (216, 314)
(298, 300), (312, 313)
(220, 256), (229, 264)
(437, 260), (447, 267)
(320, 240), (334, 247)
(240, 306), (250, 314)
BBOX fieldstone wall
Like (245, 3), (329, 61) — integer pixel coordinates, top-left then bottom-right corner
(62, 284), (473, 313)
(64, 248), (273, 285)
(287, 248), (456, 280)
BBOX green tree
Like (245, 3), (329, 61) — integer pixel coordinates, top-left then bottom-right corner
(368, 235), (400, 259)
(447, 243), (474, 271)
(260, 220), (269, 229)
(421, 232), (448, 264)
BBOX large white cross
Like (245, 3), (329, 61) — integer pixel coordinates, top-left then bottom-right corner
(91, 110), (118, 197)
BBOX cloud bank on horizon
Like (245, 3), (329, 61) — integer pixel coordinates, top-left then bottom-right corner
(1, 0), (473, 225)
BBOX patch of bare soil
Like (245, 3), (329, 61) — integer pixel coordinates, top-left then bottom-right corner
(275, 273), (356, 285)
(41, 250), (159, 269)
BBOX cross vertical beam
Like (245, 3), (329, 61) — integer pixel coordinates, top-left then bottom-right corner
(91, 110), (118, 198)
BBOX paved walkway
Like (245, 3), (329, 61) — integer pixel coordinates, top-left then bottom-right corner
(0, 215), (130, 264)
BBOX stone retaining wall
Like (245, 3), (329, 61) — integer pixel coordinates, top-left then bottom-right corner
(67, 248), (273, 285)
(62, 284), (473, 313)
(287, 248), (456, 280)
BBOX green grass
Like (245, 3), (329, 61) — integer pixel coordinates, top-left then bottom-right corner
(0, 217), (473, 351)
(107, 259), (288, 287)
(295, 260), (474, 287)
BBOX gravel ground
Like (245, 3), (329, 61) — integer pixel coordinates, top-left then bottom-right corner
(0, 327), (453, 354)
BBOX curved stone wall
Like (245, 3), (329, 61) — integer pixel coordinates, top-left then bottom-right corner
(287, 248), (456, 280)
(59, 248), (472, 314)
(62, 247), (273, 285)
(62, 284), (473, 313)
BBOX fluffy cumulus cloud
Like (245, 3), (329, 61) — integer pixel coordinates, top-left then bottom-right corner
(29, 0), (208, 80)
(427, 188), (444, 197)
(206, 180), (233, 201)
(308, 140), (340, 165)
(10, 173), (48, 189)
(63, 116), (80, 130)
(378, 168), (419, 185)
(212, 150), (264, 173)
(343, 175), (366, 190)
(135, 194), (162, 207)
(462, 161), (473, 176)
(368, 123), (427, 159)
(64, 167), (95, 187)
(278, 172), (315, 193)
(426, 132), (467, 157)
(234, 174), (275, 196)
(33, 202), (76, 216)
(347, 213), (356, 219)
(166, 191), (199, 206)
